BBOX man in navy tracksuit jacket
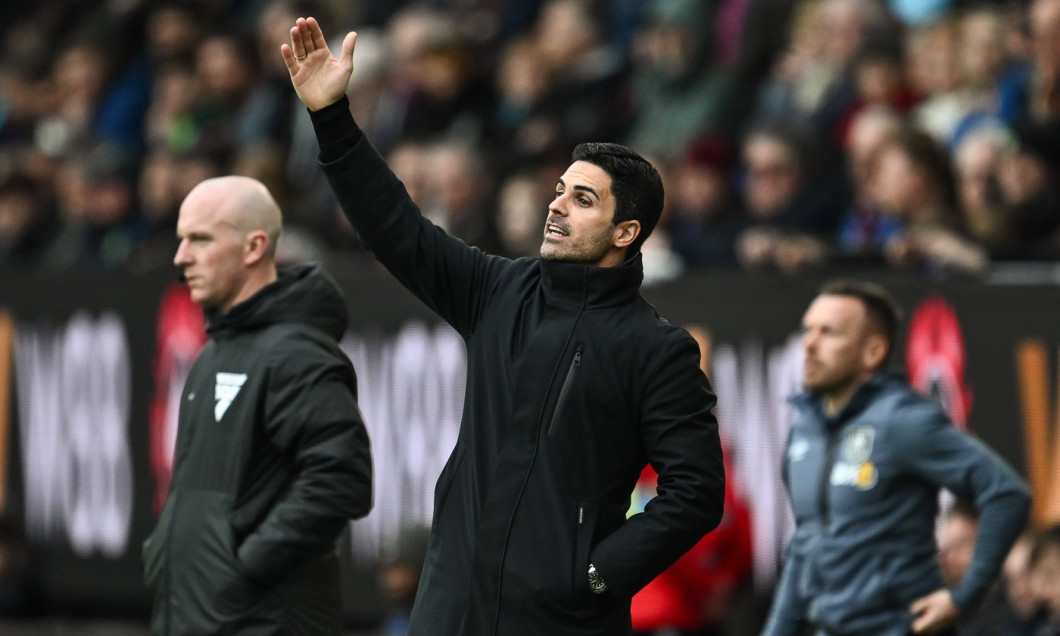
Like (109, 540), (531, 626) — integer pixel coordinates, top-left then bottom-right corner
(762, 280), (1031, 636)
(280, 18), (725, 636)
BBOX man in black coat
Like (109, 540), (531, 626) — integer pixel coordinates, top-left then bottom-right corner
(281, 18), (725, 636)
(142, 176), (373, 635)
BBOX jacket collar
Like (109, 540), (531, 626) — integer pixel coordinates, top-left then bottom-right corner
(789, 371), (905, 429)
(539, 253), (643, 309)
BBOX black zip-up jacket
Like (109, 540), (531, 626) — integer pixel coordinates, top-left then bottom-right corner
(142, 263), (373, 635)
(310, 97), (724, 636)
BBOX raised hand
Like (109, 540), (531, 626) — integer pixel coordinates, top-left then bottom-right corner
(280, 17), (357, 112)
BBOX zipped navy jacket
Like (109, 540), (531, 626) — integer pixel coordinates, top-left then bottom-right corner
(310, 97), (725, 636)
(763, 372), (1030, 636)
(143, 264), (373, 635)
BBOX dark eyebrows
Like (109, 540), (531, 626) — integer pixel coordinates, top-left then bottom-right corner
(555, 177), (600, 201)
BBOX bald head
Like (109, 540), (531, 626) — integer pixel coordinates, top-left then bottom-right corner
(184, 176), (283, 257)
(175, 176), (282, 313)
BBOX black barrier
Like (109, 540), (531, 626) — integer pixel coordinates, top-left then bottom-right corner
(0, 264), (1056, 625)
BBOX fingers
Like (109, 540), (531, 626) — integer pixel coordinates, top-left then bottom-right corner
(279, 43), (297, 72)
(289, 21), (308, 59)
(342, 31), (358, 67)
(909, 596), (930, 634)
(306, 17), (329, 51)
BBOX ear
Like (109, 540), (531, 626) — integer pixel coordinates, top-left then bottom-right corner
(612, 220), (641, 250)
(243, 230), (270, 266)
(862, 333), (888, 372)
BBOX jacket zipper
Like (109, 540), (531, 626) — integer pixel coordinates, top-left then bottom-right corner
(490, 314), (584, 635)
(546, 347), (582, 435)
(819, 427), (839, 528)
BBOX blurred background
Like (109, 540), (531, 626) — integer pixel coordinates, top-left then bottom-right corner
(1, 0), (1060, 634)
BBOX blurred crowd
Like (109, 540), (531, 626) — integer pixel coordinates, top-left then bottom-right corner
(939, 505), (1060, 636)
(1, 0), (1060, 279)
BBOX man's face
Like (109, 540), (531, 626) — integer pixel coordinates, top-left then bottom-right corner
(173, 190), (248, 313)
(801, 295), (875, 397)
(743, 137), (800, 218)
(540, 160), (621, 266)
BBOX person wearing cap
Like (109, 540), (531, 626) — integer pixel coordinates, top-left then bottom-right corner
(280, 17), (725, 636)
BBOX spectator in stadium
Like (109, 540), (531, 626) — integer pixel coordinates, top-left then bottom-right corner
(835, 106), (904, 262)
(868, 127), (990, 275)
(1029, 525), (1060, 636)
(754, 0), (889, 143)
(995, 120), (1060, 259)
(953, 121), (1017, 255)
(142, 175), (372, 634)
(284, 17), (724, 636)
(734, 120), (848, 274)
(1001, 531), (1047, 636)
(1008, 0), (1060, 126)
(938, 499), (1023, 636)
(625, 0), (744, 161)
(0, 171), (59, 268)
(665, 137), (749, 268)
(528, 0), (632, 162)
(762, 279), (1031, 636)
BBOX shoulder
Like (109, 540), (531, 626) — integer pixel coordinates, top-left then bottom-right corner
(257, 323), (352, 375)
(873, 382), (955, 446)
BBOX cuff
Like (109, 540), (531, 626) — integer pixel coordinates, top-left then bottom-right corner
(308, 95), (364, 163)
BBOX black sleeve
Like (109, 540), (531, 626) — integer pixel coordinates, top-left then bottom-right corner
(308, 97), (514, 338)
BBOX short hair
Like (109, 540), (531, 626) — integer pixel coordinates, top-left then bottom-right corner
(819, 279), (903, 362)
(570, 142), (664, 256)
(885, 127), (957, 206)
(944, 498), (979, 521)
(1030, 523), (1060, 568)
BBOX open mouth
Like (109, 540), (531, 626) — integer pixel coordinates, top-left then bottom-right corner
(545, 223), (569, 238)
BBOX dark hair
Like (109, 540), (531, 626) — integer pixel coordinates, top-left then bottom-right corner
(1030, 524), (1060, 568)
(944, 498), (979, 521)
(570, 142), (664, 256)
(819, 279), (903, 365)
(743, 119), (816, 178)
(886, 127), (957, 207)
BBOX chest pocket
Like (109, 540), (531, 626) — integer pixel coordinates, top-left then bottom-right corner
(546, 345), (583, 436)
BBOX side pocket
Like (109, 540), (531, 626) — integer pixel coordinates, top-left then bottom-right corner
(142, 494), (177, 592)
(571, 502), (599, 601)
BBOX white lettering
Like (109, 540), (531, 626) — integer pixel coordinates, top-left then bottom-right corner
(712, 333), (803, 590)
(15, 312), (134, 558)
(340, 322), (465, 559)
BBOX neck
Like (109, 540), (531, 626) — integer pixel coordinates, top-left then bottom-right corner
(221, 265), (278, 314)
(595, 247), (631, 268)
(822, 374), (871, 417)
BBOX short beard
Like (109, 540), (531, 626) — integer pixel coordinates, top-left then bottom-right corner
(540, 228), (614, 264)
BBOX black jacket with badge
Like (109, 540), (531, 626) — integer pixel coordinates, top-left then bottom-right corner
(143, 263), (373, 636)
(310, 97), (724, 636)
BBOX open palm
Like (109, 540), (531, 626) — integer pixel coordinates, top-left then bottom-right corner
(281, 17), (357, 112)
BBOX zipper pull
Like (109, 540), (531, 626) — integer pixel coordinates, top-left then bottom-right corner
(578, 505), (585, 526)
(573, 351), (582, 367)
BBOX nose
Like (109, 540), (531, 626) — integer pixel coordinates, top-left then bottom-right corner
(173, 239), (191, 267)
(550, 191), (571, 217)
